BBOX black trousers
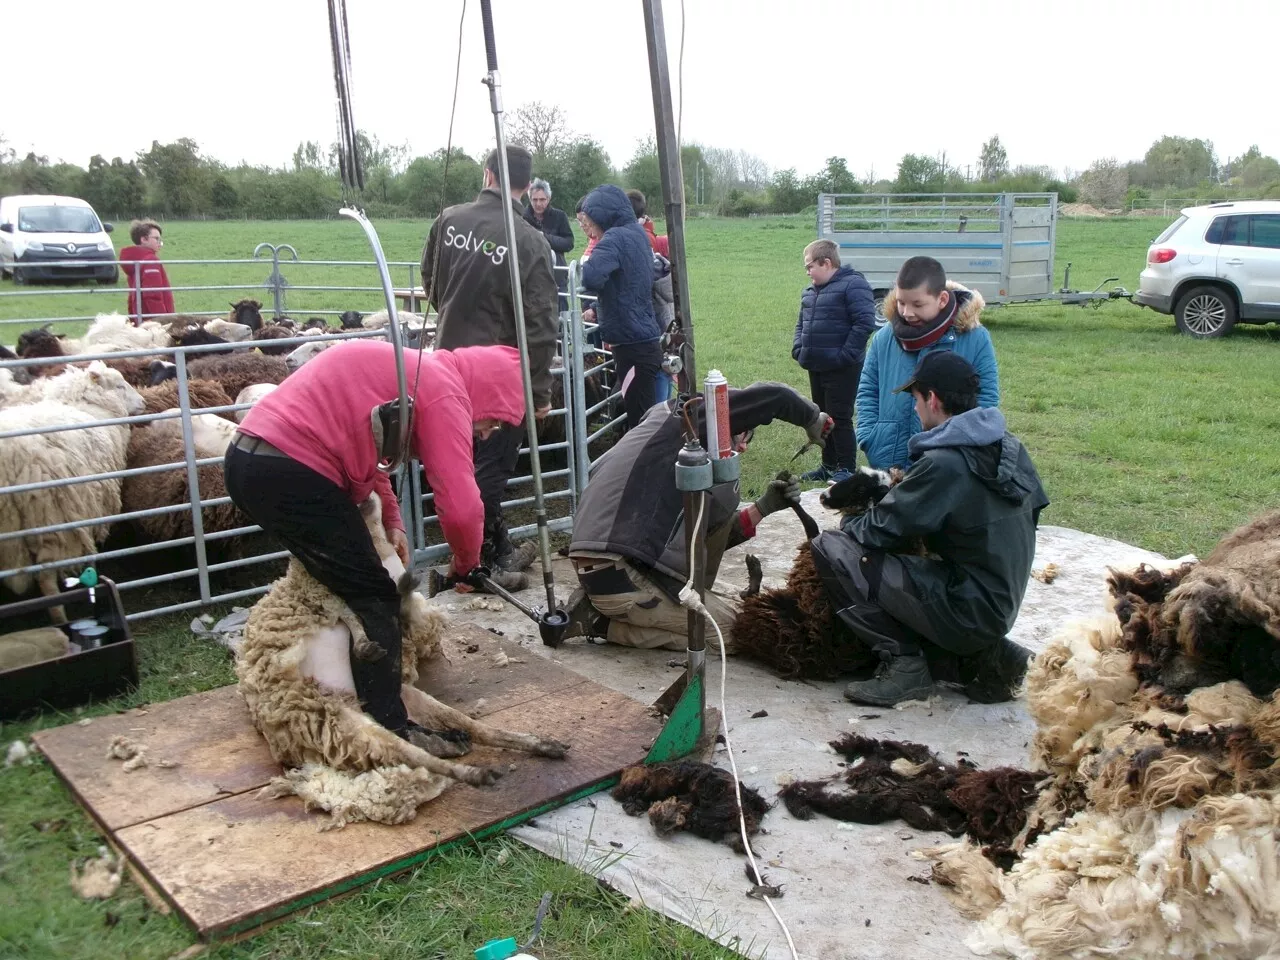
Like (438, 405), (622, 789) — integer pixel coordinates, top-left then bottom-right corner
(474, 422), (525, 560)
(613, 339), (664, 430)
(810, 530), (932, 659)
(808, 364), (860, 471)
(224, 445), (409, 733)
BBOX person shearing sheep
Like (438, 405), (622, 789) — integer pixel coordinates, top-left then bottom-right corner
(224, 340), (528, 740)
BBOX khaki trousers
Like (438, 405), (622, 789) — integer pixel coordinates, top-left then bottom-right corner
(578, 558), (740, 652)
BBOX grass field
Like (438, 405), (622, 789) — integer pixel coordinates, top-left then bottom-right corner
(2, 213), (1279, 959)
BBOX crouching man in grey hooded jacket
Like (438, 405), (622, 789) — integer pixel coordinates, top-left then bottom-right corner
(812, 350), (1050, 707)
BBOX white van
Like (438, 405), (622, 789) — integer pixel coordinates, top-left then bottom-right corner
(0, 194), (118, 284)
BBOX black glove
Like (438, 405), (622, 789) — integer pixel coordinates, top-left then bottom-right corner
(754, 475), (801, 518)
(806, 411), (834, 447)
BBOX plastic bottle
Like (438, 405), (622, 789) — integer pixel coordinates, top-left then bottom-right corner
(474, 937), (538, 960)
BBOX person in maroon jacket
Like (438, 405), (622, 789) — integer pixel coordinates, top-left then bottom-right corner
(119, 219), (174, 324)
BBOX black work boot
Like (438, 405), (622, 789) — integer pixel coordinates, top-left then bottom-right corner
(960, 637), (1033, 704)
(843, 654), (934, 707)
(497, 540), (539, 573)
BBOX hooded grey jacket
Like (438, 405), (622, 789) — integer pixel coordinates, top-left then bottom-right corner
(844, 407), (1049, 648)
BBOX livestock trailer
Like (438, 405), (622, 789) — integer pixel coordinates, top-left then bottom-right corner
(816, 192), (1124, 317)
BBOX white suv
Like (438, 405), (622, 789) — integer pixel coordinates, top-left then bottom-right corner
(1135, 200), (1280, 338)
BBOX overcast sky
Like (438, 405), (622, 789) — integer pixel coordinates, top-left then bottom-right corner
(7, 0), (1276, 181)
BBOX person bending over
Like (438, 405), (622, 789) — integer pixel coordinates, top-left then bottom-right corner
(225, 341), (527, 740)
(566, 382), (832, 651)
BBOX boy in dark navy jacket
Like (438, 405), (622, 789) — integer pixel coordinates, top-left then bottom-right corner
(792, 238), (877, 481)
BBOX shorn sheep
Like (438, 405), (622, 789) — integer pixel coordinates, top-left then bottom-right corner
(237, 493), (570, 829)
(917, 509), (1280, 960)
(0, 364), (144, 611)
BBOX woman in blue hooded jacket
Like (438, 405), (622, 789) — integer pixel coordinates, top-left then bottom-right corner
(857, 278), (1000, 470)
(580, 184), (664, 429)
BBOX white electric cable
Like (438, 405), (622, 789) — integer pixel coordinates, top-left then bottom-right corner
(678, 493), (800, 960)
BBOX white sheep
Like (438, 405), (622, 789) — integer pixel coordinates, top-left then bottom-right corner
(63, 314), (172, 356)
(0, 363), (144, 613)
(284, 340), (333, 372)
(234, 383), (277, 421)
(238, 493), (569, 829)
(140, 410), (239, 458)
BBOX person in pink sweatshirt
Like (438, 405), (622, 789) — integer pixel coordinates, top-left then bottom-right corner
(224, 340), (528, 739)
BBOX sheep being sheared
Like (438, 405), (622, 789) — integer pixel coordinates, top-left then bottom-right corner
(917, 509), (1280, 960)
(733, 467), (903, 679)
(237, 493), (570, 829)
(0, 364), (144, 614)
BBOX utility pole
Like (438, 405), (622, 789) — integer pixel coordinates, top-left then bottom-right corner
(641, 0), (695, 388)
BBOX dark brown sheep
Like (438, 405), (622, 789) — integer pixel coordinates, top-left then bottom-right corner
(100, 356), (161, 388)
(187, 353), (289, 401)
(15, 324), (69, 377)
(121, 429), (243, 542)
(229, 298), (264, 332)
(251, 325), (296, 356)
(138, 379), (236, 420)
(733, 467), (905, 680)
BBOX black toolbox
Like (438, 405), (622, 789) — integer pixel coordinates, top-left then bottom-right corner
(0, 577), (138, 720)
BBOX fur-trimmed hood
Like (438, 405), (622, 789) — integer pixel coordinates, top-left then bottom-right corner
(883, 281), (986, 334)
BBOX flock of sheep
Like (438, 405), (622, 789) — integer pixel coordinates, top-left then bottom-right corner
(0, 301), (420, 614)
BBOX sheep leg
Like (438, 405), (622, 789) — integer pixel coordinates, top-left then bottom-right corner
(336, 707), (504, 786)
(37, 569), (68, 625)
(741, 554), (763, 599)
(401, 684), (570, 759)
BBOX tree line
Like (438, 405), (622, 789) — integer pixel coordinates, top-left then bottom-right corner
(2, 108), (1276, 223)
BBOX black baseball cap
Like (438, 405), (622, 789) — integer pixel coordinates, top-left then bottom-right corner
(893, 351), (980, 396)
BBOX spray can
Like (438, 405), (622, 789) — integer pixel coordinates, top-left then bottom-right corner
(703, 369), (732, 460)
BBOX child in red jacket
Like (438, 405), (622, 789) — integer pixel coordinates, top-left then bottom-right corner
(119, 219), (174, 324)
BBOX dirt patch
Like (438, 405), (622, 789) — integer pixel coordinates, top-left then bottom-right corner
(1060, 203), (1111, 218)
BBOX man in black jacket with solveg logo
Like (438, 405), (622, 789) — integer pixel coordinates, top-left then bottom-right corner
(421, 146), (560, 580)
(812, 351), (1050, 707)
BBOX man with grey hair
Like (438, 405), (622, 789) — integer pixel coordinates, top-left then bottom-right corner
(523, 178), (575, 312)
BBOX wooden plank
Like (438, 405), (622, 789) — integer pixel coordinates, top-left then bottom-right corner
(427, 623), (589, 717)
(114, 684), (660, 939)
(32, 625), (585, 831)
(32, 686), (277, 831)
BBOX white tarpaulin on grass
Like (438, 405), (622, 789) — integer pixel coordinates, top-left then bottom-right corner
(425, 491), (1171, 960)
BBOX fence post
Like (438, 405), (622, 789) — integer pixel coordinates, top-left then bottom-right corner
(174, 350), (212, 602)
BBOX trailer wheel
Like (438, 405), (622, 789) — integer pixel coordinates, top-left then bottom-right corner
(874, 293), (889, 327)
(1174, 286), (1236, 339)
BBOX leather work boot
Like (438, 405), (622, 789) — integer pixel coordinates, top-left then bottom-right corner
(563, 586), (607, 640)
(960, 638), (1033, 704)
(843, 654), (934, 707)
(497, 540), (539, 573)
(478, 568), (529, 593)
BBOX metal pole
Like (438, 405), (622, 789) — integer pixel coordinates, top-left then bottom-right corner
(479, 0), (557, 615)
(339, 207), (411, 473)
(683, 487), (707, 718)
(641, 0), (696, 391)
(173, 351), (211, 602)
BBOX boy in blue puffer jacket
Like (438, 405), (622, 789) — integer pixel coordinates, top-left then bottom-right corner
(857, 256), (1000, 470)
(792, 239), (878, 481)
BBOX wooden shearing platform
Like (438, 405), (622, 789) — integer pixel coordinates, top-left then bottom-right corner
(32, 624), (663, 940)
